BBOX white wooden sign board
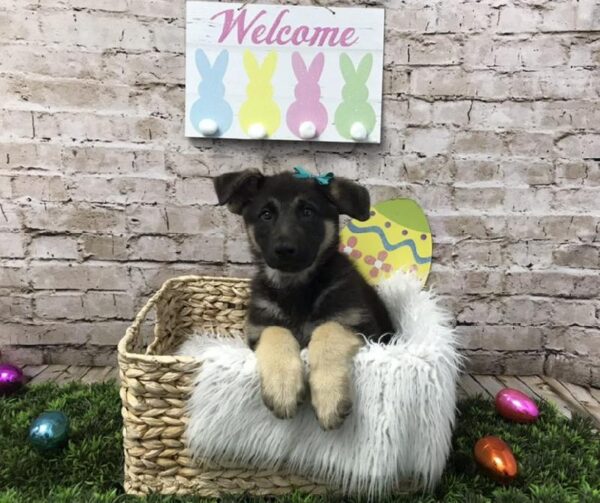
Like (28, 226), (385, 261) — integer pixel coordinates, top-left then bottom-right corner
(185, 1), (384, 143)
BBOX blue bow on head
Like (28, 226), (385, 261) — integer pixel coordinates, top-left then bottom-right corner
(293, 166), (334, 186)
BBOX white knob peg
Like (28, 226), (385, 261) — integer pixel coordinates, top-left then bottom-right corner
(198, 118), (218, 136)
(299, 121), (317, 139)
(248, 123), (267, 139)
(350, 122), (368, 141)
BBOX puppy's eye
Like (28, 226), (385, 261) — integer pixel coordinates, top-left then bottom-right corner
(301, 207), (314, 218)
(260, 210), (273, 221)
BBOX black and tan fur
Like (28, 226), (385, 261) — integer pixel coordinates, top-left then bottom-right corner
(213, 169), (394, 429)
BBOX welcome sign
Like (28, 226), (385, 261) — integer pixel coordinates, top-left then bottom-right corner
(185, 2), (384, 143)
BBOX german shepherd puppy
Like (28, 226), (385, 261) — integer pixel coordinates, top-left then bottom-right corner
(213, 169), (394, 430)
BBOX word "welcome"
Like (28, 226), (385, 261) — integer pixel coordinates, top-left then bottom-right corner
(211, 8), (359, 47)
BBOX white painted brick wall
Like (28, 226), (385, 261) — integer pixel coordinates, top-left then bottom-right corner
(0, 0), (599, 385)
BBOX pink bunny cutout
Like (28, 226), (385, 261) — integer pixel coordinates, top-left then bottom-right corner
(286, 52), (328, 139)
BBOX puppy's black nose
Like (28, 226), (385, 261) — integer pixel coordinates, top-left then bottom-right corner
(274, 244), (297, 258)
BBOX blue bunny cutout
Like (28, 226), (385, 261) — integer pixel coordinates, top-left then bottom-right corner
(190, 49), (233, 136)
(293, 166), (334, 186)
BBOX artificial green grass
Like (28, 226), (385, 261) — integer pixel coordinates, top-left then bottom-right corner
(1, 383), (599, 503)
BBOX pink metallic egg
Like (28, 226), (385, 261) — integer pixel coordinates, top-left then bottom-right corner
(495, 388), (540, 423)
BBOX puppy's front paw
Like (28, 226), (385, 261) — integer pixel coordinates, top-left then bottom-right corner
(309, 369), (352, 430)
(256, 327), (305, 419)
(259, 357), (305, 419)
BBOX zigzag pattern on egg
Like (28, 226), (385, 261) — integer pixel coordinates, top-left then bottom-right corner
(339, 198), (433, 286)
(346, 222), (432, 265)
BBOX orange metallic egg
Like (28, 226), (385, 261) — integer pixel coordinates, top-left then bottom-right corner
(474, 436), (518, 482)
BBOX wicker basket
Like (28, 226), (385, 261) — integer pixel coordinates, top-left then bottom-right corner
(118, 275), (333, 497)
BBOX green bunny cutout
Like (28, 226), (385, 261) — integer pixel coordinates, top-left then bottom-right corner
(334, 53), (376, 140)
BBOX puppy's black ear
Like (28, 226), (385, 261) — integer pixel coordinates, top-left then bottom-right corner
(324, 177), (371, 221)
(213, 169), (264, 214)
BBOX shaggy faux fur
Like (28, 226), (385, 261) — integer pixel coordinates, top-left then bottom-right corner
(177, 271), (461, 498)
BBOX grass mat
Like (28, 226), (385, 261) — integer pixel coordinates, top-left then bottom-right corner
(1, 382), (599, 502)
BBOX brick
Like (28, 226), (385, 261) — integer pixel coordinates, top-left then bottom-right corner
(151, 22), (184, 52)
(0, 231), (25, 257)
(504, 187), (553, 212)
(34, 291), (135, 320)
(129, 235), (177, 261)
(129, 263), (224, 295)
(179, 234), (225, 263)
(0, 110), (34, 139)
(453, 130), (508, 155)
(38, 11), (153, 51)
(553, 244), (600, 269)
(556, 133), (600, 159)
(80, 234), (128, 260)
(407, 36), (462, 65)
(30, 262), (129, 290)
(34, 111), (167, 143)
(2, 74), (132, 112)
(463, 350), (545, 375)
(504, 215), (598, 242)
(433, 3), (491, 33)
(453, 186), (505, 210)
(411, 68), (510, 99)
(457, 325), (544, 351)
(1, 141), (62, 170)
(0, 202), (20, 230)
(173, 178), (218, 206)
(0, 321), (129, 345)
(429, 214), (507, 240)
(0, 346), (44, 365)
(502, 158), (554, 186)
(504, 269), (600, 298)
(24, 203), (127, 233)
(495, 6), (540, 33)
(0, 295), (32, 319)
(69, 175), (169, 204)
(0, 262), (28, 288)
(552, 188), (600, 212)
(432, 101), (471, 126)
(12, 175), (68, 202)
(546, 327), (600, 357)
(29, 235), (79, 259)
(61, 145), (165, 176)
(540, 0), (600, 32)
(391, 154), (456, 184)
(510, 69), (598, 100)
(469, 101), (536, 129)
(165, 150), (210, 177)
(536, 101), (600, 130)
(453, 158), (501, 183)
(458, 297), (597, 326)
(404, 127), (452, 155)
(0, 44), (104, 80)
(555, 159), (600, 186)
(386, 6), (437, 33)
(128, 0), (183, 18)
(544, 354), (592, 386)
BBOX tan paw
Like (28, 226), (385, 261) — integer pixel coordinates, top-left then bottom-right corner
(255, 326), (305, 419)
(259, 359), (305, 419)
(309, 370), (353, 430)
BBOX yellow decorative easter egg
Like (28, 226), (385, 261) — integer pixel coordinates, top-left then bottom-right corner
(339, 198), (433, 286)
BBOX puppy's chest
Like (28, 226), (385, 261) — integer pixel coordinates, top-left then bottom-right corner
(255, 290), (320, 347)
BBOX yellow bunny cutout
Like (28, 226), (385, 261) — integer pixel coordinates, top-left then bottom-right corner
(239, 50), (281, 138)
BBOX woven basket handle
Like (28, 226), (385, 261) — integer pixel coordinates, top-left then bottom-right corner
(120, 278), (176, 356)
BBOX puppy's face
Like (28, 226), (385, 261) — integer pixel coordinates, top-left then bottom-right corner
(245, 177), (337, 272)
(213, 170), (370, 273)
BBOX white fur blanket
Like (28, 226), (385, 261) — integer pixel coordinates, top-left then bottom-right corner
(177, 272), (461, 498)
